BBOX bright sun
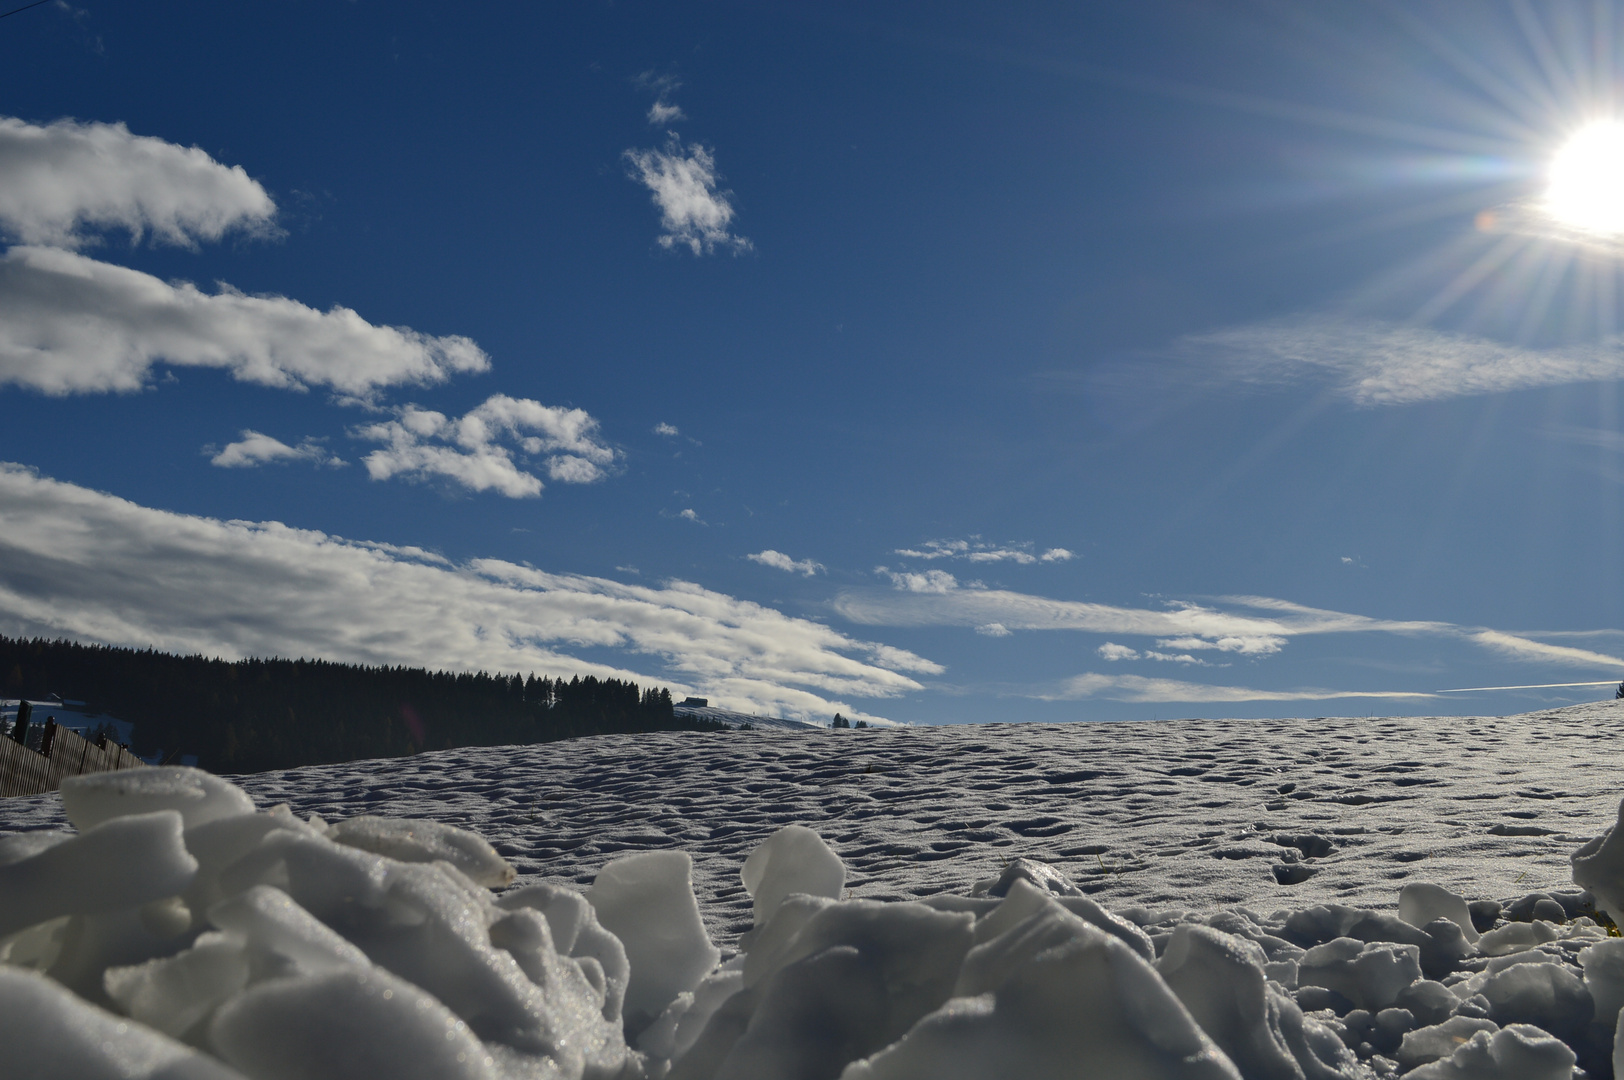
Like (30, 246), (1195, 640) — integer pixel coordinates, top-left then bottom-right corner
(1546, 120), (1624, 234)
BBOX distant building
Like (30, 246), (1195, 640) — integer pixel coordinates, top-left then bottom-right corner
(678, 697), (709, 708)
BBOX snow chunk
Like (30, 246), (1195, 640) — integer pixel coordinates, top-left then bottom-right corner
(1157, 922), (1320, 1080)
(841, 915), (1243, 1080)
(1580, 937), (1624, 1030)
(589, 849), (720, 1028)
(1476, 919), (1560, 956)
(1400, 883), (1480, 945)
(1572, 797), (1624, 923)
(0, 964), (247, 1079)
(209, 967), (498, 1080)
(326, 815), (516, 888)
(61, 766), (255, 832)
(740, 824), (846, 927)
(0, 810), (196, 939)
(104, 930), (250, 1037)
(497, 881), (629, 1022)
(207, 884), (371, 976)
(1298, 937), (1422, 1012)
(1404, 1023), (1576, 1080)
(1477, 961), (1591, 1040)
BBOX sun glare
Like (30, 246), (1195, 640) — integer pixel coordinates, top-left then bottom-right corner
(1546, 121), (1624, 234)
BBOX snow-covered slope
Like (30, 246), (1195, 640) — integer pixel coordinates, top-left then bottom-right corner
(7, 700), (1620, 944)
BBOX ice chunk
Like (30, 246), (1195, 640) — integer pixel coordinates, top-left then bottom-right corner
(62, 766), (255, 832)
(326, 815), (516, 888)
(224, 827), (627, 1071)
(1400, 884), (1481, 945)
(1396, 1017), (1500, 1069)
(1475, 919), (1560, 956)
(714, 944), (892, 1080)
(717, 898), (976, 1078)
(1156, 923), (1308, 1080)
(209, 968), (498, 1080)
(0, 810), (197, 939)
(1055, 895), (1156, 961)
(1298, 937), (1422, 1012)
(1477, 961), (1591, 1039)
(970, 856), (1081, 899)
(0, 829), (71, 866)
(207, 884), (371, 976)
(740, 824), (846, 926)
(497, 881), (629, 1022)
(182, 810), (323, 924)
(642, 966), (745, 1062)
(840, 924), (1243, 1080)
(1573, 797), (1624, 922)
(1580, 937), (1624, 1029)
(104, 930), (250, 1037)
(589, 849), (721, 1027)
(1405, 1023), (1576, 1080)
(0, 965), (247, 1079)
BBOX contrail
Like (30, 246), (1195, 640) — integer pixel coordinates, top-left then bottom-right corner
(1436, 680), (1621, 693)
(0, 0), (52, 21)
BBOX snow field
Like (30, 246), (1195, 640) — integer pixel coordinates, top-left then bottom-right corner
(3, 742), (1624, 1078)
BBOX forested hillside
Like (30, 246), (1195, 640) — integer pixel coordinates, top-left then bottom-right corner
(0, 637), (723, 774)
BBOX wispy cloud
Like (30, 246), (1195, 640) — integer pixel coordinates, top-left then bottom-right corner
(653, 422), (680, 436)
(1543, 425), (1624, 453)
(748, 550), (824, 577)
(1162, 316), (1624, 406)
(1468, 630), (1624, 669)
(355, 394), (617, 499)
(895, 538), (1074, 564)
(1047, 673), (1437, 704)
(836, 582), (1624, 674)
(209, 431), (342, 469)
(623, 135), (751, 256)
(0, 116), (277, 248)
(0, 464), (941, 723)
(0, 245), (489, 397)
(648, 102), (686, 126)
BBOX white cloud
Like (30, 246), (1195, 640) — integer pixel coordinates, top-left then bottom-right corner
(209, 430), (341, 469)
(356, 394), (617, 499)
(1169, 316), (1624, 406)
(1154, 634), (1286, 656)
(0, 117), (277, 248)
(1049, 673), (1437, 704)
(1469, 629), (1624, 669)
(623, 135), (751, 256)
(1098, 641), (1208, 665)
(975, 622), (1011, 637)
(0, 245), (490, 397)
(894, 538), (1075, 565)
(0, 464), (942, 723)
(835, 586), (1623, 675)
(883, 569), (959, 594)
(647, 102), (686, 125)
(654, 422), (680, 436)
(748, 550), (824, 577)
(679, 508), (704, 524)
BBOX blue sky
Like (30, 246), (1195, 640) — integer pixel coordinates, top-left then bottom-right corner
(1, 0), (1622, 725)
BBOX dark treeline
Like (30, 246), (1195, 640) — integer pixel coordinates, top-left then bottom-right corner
(0, 636), (725, 774)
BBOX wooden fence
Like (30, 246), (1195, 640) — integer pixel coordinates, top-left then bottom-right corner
(0, 721), (145, 798)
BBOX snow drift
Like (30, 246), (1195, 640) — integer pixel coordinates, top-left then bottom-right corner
(5, 765), (1624, 1078)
